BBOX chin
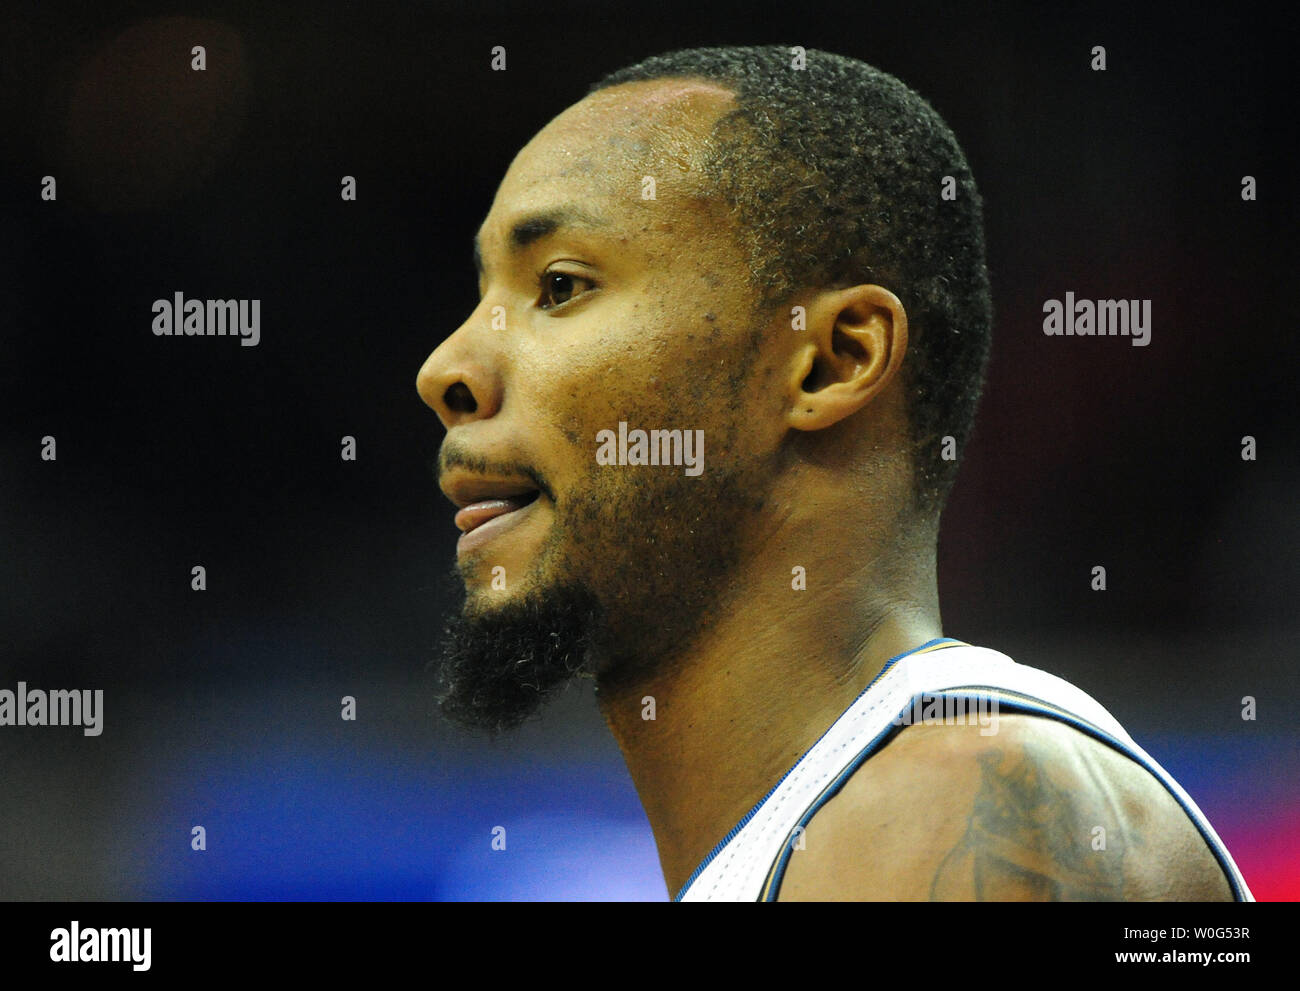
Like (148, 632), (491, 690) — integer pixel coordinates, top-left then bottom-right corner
(432, 571), (605, 733)
(457, 559), (561, 618)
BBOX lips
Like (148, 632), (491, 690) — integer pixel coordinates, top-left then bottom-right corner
(452, 489), (542, 557)
(439, 468), (546, 556)
(454, 491), (540, 534)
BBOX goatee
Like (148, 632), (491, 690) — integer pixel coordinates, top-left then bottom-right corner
(433, 574), (604, 734)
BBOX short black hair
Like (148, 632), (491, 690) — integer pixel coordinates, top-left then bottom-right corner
(591, 45), (992, 518)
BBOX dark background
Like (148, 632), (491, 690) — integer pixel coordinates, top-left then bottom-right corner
(1, 1), (1296, 900)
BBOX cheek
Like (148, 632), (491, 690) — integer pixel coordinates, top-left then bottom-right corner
(527, 331), (639, 432)
(519, 290), (756, 477)
(513, 319), (653, 483)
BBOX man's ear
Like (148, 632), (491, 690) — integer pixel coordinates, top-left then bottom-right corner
(786, 284), (908, 431)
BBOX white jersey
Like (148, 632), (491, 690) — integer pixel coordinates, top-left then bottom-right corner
(675, 638), (1254, 902)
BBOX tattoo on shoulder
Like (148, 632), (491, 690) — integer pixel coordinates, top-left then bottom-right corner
(929, 745), (1129, 901)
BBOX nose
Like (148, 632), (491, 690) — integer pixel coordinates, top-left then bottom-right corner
(415, 307), (503, 429)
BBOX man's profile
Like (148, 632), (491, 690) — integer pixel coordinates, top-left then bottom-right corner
(414, 45), (1252, 902)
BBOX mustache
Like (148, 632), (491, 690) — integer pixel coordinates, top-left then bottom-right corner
(437, 441), (556, 504)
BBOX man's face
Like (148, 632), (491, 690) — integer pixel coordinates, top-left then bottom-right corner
(416, 80), (788, 731)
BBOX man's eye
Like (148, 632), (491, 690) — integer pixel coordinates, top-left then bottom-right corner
(538, 270), (594, 309)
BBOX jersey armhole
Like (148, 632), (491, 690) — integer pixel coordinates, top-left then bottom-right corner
(761, 691), (1253, 902)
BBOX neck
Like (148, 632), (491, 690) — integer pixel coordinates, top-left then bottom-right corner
(595, 545), (940, 899)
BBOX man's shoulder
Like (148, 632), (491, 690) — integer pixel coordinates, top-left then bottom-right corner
(776, 713), (1234, 901)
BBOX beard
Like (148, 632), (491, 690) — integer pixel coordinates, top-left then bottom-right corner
(432, 572), (604, 735)
(431, 420), (773, 735)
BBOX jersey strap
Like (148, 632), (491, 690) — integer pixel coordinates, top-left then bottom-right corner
(677, 640), (1254, 902)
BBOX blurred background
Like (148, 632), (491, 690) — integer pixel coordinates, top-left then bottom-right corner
(0, 1), (1295, 900)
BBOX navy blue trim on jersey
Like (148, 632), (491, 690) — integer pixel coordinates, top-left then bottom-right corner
(671, 636), (964, 902)
(761, 691), (1250, 902)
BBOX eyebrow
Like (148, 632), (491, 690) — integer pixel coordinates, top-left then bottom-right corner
(473, 207), (610, 277)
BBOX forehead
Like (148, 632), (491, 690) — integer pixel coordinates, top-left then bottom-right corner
(478, 79), (737, 243)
